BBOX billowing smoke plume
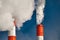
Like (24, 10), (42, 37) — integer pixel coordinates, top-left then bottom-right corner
(0, 0), (45, 31)
(36, 0), (45, 24)
(0, 0), (34, 31)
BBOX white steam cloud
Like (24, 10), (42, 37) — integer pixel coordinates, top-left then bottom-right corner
(0, 0), (34, 31)
(0, 0), (45, 31)
(36, 0), (45, 24)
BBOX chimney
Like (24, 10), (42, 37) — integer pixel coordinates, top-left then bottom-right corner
(37, 24), (44, 40)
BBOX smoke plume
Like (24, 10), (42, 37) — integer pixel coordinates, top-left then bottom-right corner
(0, 0), (45, 31)
(0, 0), (34, 31)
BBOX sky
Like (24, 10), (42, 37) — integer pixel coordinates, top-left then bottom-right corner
(0, 0), (60, 40)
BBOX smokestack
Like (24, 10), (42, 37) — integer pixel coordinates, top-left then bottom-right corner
(37, 24), (44, 40)
(8, 21), (16, 40)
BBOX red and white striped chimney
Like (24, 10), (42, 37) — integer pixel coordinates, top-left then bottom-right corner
(8, 20), (16, 40)
(37, 24), (44, 40)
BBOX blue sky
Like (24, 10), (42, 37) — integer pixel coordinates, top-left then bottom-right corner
(0, 0), (60, 40)
(44, 0), (60, 40)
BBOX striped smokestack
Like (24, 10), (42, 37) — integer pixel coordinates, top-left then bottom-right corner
(8, 20), (16, 40)
(37, 24), (44, 40)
